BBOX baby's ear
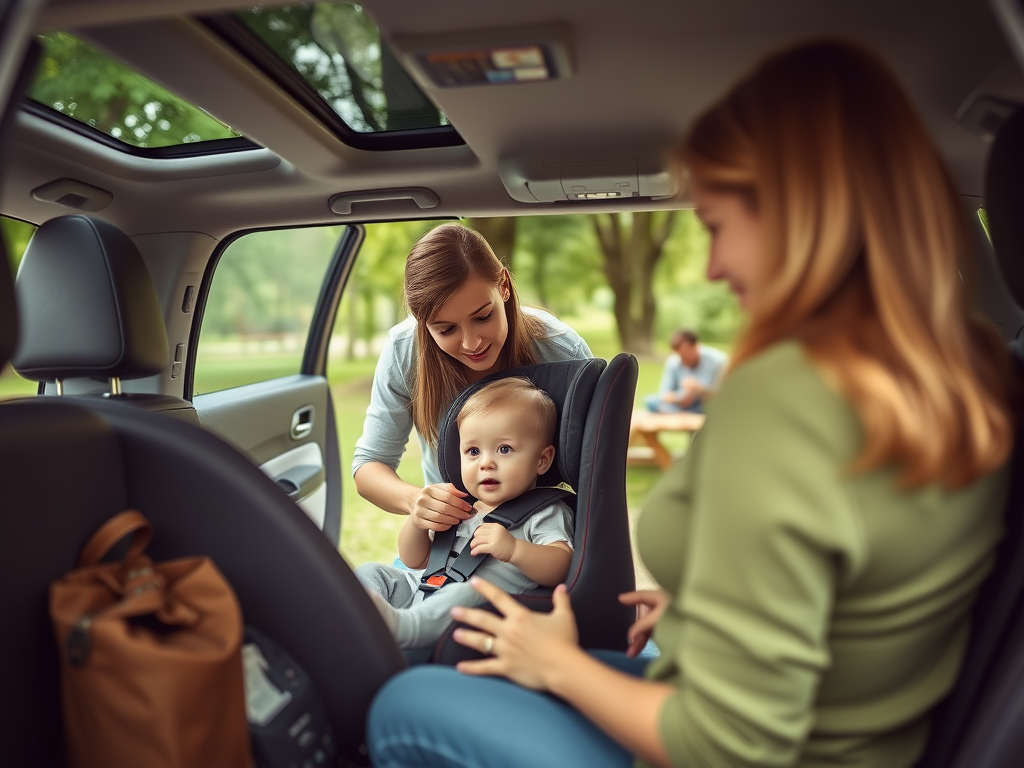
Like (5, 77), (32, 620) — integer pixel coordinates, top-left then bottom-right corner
(537, 445), (556, 475)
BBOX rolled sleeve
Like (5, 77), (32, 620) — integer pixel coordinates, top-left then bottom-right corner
(518, 501), (575, 549)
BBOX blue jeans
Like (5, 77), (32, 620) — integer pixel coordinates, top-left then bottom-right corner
(367, 650), (650, 768)
(644, 393), (703, 414)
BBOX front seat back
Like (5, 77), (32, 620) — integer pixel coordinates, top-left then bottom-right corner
(431, 354), (639, 662)
(919, 106), (1024, 768)
(1, 237), (405, 766)
(12, 214), (198, 422)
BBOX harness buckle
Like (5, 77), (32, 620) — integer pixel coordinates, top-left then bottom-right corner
(417, 573), (450, 595)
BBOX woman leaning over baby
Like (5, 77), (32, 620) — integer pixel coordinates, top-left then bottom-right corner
(365, 39), (1015, 768)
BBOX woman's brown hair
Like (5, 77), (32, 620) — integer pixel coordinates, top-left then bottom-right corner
(405, 224), (545, 445)
(680, 40), (1013, 487)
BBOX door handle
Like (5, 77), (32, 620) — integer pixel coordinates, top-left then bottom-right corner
(290, 405), (314, 440)
(274, 464), (325, 501)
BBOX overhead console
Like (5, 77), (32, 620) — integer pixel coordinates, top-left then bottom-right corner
(499, 156), (676, 204)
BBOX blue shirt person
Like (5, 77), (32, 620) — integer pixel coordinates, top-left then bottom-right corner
(645, 329), (728, 414)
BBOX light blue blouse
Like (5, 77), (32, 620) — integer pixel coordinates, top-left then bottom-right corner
(352, 307), (593, 486)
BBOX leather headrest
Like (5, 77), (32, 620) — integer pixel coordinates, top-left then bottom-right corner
(12, 215), (168, 382)
(0, 246), (15, 371)
(986, 106), (1024, 309)
(437, 357), (607, 496)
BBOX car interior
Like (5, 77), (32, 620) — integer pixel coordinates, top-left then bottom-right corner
(2, 0), (1024, 765)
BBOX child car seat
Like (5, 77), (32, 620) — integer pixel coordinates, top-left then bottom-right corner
(428, 354), (639, 664)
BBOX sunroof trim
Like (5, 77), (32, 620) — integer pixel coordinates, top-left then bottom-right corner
(200, 12), (465, 152)
(21, 101), (261, 159)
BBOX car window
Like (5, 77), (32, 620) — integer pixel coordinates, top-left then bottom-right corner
(330, 215), (737, 569)
(193, 226), (348, 395)
(30, 32), (243, 152)
(0, 217), (37, 399)
(235, 3), (450, 134)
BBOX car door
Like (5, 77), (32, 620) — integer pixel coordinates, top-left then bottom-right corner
(189, 223), (364, 547)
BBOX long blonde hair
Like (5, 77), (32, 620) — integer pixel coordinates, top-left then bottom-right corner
(680, 40), (1013, 488)
(404, 224), (545, 445)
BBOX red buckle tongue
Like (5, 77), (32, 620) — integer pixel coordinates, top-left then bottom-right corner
(425, 574), (447, 587)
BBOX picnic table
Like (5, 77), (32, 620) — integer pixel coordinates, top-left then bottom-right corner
(627, 409), (705, 470)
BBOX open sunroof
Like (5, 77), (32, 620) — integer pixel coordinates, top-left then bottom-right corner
(215, 2), (462, 151)
(28, 32), (255, 156)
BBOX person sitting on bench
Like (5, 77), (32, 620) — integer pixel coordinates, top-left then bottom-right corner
(355, 377), (574, 650)
(645, 328), (728, 414)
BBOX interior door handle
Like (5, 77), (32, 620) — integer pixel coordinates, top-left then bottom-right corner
(328, 187), (439, 215)
(274, 464), (325, 501)
(291, 405), (314, 440)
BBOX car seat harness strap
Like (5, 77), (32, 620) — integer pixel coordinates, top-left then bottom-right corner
(418, 486), (571, 596)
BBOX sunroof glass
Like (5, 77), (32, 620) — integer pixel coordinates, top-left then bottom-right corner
(30, 32), (241, 149)
(235, 3), (449, 134)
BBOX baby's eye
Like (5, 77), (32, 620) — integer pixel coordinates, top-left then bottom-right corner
(498, 445), (512, 455)
(465, 447), (480, 457)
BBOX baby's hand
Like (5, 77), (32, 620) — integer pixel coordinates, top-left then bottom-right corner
(470, 523), (517, 562)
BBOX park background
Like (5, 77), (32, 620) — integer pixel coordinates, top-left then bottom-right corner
(1, 213), (740, 570)
(0, 25), (743, 570)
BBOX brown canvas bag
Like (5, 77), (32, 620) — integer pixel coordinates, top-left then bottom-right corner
(50, 510), (252, 768)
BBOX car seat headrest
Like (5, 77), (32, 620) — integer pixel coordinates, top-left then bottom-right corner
(12, 215), (168, 383)
(0, 246), (16, 372)
(986, 106), (1024, 310)
(436, 357), (607, 496)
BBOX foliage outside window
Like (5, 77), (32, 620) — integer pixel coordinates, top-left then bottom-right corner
(0, 218), (38, 399)
(31, 32), (240, 149)
(194, 226), (345, 394)
(237, 3), (449, 133)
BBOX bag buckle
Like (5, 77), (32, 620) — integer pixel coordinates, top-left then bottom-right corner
(67, 615), (93, 667)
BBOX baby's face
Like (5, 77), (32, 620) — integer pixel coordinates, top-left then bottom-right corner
(459, 405), (555, 508)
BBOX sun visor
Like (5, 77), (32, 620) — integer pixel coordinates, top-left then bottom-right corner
(499, 156), (675, 204)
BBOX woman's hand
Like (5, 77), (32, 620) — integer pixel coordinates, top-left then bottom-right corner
(620, 589), (670, 658)
(409, 483), (475, 532)
(469, 523), (517, 561)
(451, 578), (581, 691)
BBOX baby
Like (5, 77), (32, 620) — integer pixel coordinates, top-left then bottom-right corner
(355, 377), (574, 650)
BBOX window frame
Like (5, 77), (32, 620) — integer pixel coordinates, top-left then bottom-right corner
(21, 100), (261, 159)
(185, 222), (363, 399)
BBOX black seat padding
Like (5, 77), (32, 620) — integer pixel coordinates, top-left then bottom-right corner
(0, 396), (406, 766)
(918, 106), (1024, 767)
(13, 215), (167, 380)
(12, 214), (199, 424)
(429, 354), (639, 663)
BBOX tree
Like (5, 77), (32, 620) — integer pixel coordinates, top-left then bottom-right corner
(466, 217), (516, 269)
(592, 211), (678, 356)
(243, 4), (445, 134)
(514, 215), (602, 314)
(31, 33), (237, 148)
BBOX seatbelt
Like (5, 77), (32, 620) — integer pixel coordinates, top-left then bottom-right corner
(418, 486), (571, 596)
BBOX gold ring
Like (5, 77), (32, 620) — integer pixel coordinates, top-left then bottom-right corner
(483, 636), (494, 655)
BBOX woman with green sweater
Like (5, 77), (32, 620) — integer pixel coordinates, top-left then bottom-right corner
(366, 40), (1014, 768)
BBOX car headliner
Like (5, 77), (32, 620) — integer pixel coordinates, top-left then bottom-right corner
(1, 0), (1020, 239)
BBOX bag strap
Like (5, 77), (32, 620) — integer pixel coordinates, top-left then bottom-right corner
(77, 510), (152, 568)
(418, 487), (571, 595)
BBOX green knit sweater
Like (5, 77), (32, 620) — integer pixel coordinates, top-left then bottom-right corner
(636, 341), (1008, 768)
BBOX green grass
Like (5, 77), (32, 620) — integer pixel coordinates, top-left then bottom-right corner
(0, 365), (36, 399)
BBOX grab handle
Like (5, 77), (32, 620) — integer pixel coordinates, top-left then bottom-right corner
(329, 187), (439, 215)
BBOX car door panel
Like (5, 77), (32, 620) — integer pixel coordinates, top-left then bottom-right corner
(193, 374), (331, 529)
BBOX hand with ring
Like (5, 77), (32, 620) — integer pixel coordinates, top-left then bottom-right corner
(449, 577), (581, 691)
